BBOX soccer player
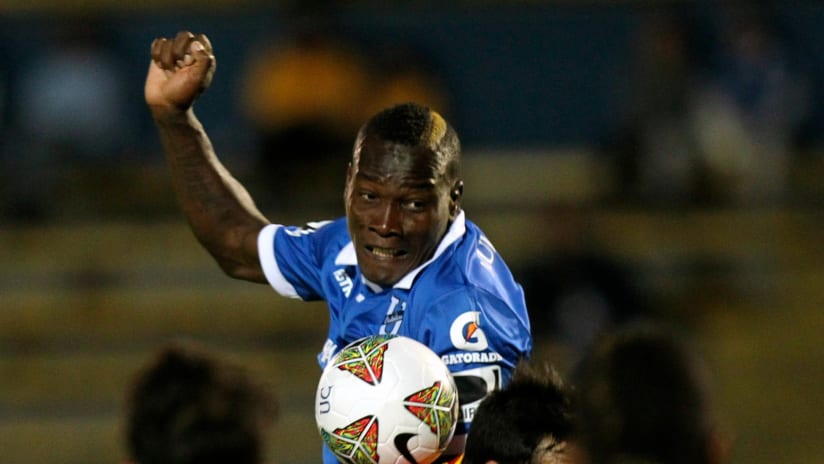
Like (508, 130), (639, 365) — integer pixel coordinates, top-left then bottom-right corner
(463, 360), (576, 464)
(144, 31), (532, 463)
(123, 341), (278, 464)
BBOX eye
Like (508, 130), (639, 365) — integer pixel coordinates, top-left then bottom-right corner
(358, 191), (377, 202)
(403, 199), (427, 211)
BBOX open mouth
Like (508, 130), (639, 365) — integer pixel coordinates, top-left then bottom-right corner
(366, 246), (407, 258)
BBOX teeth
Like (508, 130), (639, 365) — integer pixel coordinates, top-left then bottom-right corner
(372, 247), (398, 257)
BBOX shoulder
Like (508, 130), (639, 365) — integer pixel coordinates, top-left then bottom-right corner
(452, 219), (504, 266)
(445, 219), (522, 298)
(275, 217), (348, 247)
(269, 217), (350, 269)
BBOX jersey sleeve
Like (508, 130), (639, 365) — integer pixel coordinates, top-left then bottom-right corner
(257, 220), (336, 300)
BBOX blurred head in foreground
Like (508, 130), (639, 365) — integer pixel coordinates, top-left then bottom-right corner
(123, 341), (278, 464)
(464, 360), (576, 464)
(572, 323), (729, 464)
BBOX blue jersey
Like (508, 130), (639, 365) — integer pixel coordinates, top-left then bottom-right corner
(258, 211), (532, 461)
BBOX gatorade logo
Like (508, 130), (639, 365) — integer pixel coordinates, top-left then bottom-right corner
(449, 311), (488, 351)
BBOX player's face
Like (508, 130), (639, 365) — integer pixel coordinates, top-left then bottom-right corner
(345, 134), (460, 288)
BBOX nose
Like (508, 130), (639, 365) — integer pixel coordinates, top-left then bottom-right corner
(370, 202), (402, 236)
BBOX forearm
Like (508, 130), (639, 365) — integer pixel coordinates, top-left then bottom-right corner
(153, 108), (268, 282)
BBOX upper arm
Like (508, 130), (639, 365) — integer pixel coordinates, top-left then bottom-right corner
(204, 219), (268, 283)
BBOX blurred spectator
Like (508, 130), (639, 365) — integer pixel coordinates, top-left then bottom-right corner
(517, 206), (649, 356)
(238, 19), (370, 211)
(123, 340), (278, 464)
(4, 17), (130, 220)
(608, 7), (810, 207)
(237, 16), (452, 213)
(520, 250), (648, 356)
(360, 42), (452, 124)
(689, 7), (810, 205)
(15, 18), (129, 160)
(626, 11), (704, 206)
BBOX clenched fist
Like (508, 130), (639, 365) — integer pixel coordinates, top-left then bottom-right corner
(145, 31), (216, 115)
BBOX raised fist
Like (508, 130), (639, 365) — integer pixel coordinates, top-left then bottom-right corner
(145, 31), (216, 114)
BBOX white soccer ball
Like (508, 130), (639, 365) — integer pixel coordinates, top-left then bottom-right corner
(315, 334), (460, 464)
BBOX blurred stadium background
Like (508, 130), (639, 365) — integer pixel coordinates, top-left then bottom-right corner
(1, 2), (824, 463)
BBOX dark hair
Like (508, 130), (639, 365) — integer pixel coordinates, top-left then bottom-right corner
(572, 323), (715, 464)
(124, 341), (277, 464)
(463, 361), (574, 464)
(360, 102), (461, 182)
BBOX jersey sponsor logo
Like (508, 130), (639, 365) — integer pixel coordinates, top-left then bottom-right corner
(451, 366), (501, 425)
(379, 296), (406, 335)
(449, 311), (488, 351)
(333, 269), (353, 298)
(440, 351), (503, 366)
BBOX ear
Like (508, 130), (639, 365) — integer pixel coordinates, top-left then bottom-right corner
(449, 180), (464, 219)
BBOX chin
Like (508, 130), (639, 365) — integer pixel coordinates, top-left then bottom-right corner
(359, 260), (404, 287)
(366, 274), (400, 288)
(362, 267), (404, 288)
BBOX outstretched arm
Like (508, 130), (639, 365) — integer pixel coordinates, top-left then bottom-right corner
(145, 31), (268, 283)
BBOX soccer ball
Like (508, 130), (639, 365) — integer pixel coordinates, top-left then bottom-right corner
(315, 334), (460, 464)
